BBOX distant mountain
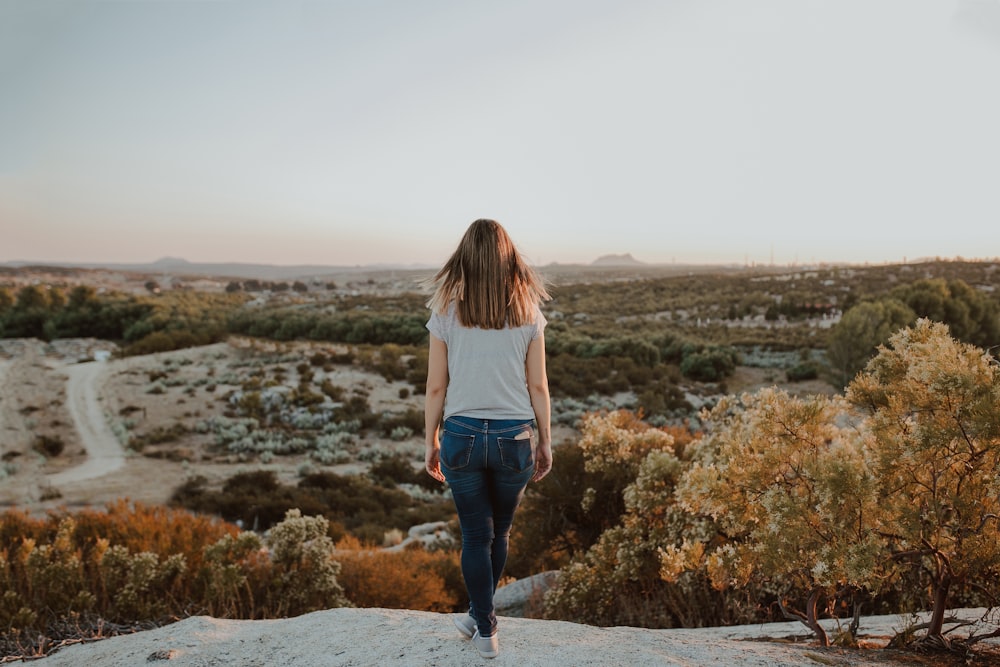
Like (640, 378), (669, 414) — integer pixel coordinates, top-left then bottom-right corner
(591, 253), (645, 267)
(150, 256), (192, 267)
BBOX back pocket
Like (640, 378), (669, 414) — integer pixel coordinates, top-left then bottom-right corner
(498, 432), (535, 472)
(440, 431), (475, 470)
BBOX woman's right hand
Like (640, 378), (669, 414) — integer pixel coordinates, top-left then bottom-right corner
(425, 444), (446, 483)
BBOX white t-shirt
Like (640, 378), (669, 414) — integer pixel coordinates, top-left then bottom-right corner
(426, 303), (546, 421)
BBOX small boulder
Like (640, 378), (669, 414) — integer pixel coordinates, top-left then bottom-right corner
(494, 571), (560, 618)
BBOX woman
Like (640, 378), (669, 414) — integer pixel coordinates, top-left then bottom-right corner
(424, 219), (553, 659)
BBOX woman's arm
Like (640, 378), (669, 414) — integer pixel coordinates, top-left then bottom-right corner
(525, 334), (552, 482)
(424, 334), (448, 482)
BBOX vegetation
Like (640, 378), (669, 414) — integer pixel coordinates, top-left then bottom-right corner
(5, 260), (998, 422)
(0, 503), (344, 656)
(334, 536), (462, 613)
(0, 284), (241, 354)
(826, 277), (1000, 387)
(3, 259), (1000, 659)
(542, 321), (1000, 656)
(665, 390), (881, 644)
(539, 411), (755, 629)
(227, 302), (428, 346)
(170, 469), (453, 546)
(0, 502), (463, 659)
(846, 320), (1000, 648)
(508, 418), (700, 580)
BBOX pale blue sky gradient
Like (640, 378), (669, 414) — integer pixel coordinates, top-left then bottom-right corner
(2, 0), (999, 267)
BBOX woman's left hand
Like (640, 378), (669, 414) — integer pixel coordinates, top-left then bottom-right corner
(532, 441), (552, 482)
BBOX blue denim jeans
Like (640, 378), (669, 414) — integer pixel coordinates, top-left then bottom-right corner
(439, 416), (536, 638)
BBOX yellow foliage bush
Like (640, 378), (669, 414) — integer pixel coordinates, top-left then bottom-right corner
(335, 536), (462, 612)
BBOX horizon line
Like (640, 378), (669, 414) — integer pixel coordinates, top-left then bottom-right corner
(3, 255), (1000, 271)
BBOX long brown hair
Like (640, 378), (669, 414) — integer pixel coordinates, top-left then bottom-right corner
(427, 219), (550, 329)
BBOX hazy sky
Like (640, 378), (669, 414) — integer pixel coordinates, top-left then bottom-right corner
(2, 0), (999, 267)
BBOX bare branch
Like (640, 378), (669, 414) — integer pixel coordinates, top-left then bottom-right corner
(964, 627), (1000, 647)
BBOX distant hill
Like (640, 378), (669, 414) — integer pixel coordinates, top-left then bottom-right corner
(591, 253), (645, 267)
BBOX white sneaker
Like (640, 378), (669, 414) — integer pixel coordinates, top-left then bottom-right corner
(453, 613), (476, 639)
(472, 630), (498, 659)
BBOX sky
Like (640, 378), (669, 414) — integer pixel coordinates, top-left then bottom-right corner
(1, 0), (999, 268)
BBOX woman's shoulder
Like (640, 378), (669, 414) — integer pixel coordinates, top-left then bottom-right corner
(426, 302), (458, 338)
(428, 301), (456, 317)
(529, 304), (547, 335)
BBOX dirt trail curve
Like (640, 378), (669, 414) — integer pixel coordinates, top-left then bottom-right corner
(48, 361), (126, 486)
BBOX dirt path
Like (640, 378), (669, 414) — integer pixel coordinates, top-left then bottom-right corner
(0, 358), (11, 451)
(48, 361), (126, 486)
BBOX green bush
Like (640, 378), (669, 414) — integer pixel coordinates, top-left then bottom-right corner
(679, 346), (737, 382)
(785, 361), (820, 382)
(33, 434), (65, 457)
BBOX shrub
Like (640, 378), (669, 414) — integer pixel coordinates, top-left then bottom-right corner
(130, 423), (189, 450)
(380, 408), (423, 438)
(846, 320), (1000, 646)
(0, 503), (357, 659)
(665, 389), (880, 645)
(517, 415), (701, 628)
(265, 510), (350, 615)
(33, 434), (65, 457)
(0, 503), (238, 656)
(679, 346), (737, 382)
(99, 545), (187, 621)
(540, 412), (750, 629)
(656, 321), (1000, 649)
(335, 536), (462, 612)
(785, 361), (820, 382)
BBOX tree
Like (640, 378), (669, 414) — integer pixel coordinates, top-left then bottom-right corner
(14, 284), (50, 310)
(890, 278), (1000, 350)
(66, 285), (97, 308)
(3, 285), (54, 338)
(48, 287), (66, 309)
(664, 389), (883, 645)
(825, 299), (915, 388)
(846, 319), (1000, 648)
